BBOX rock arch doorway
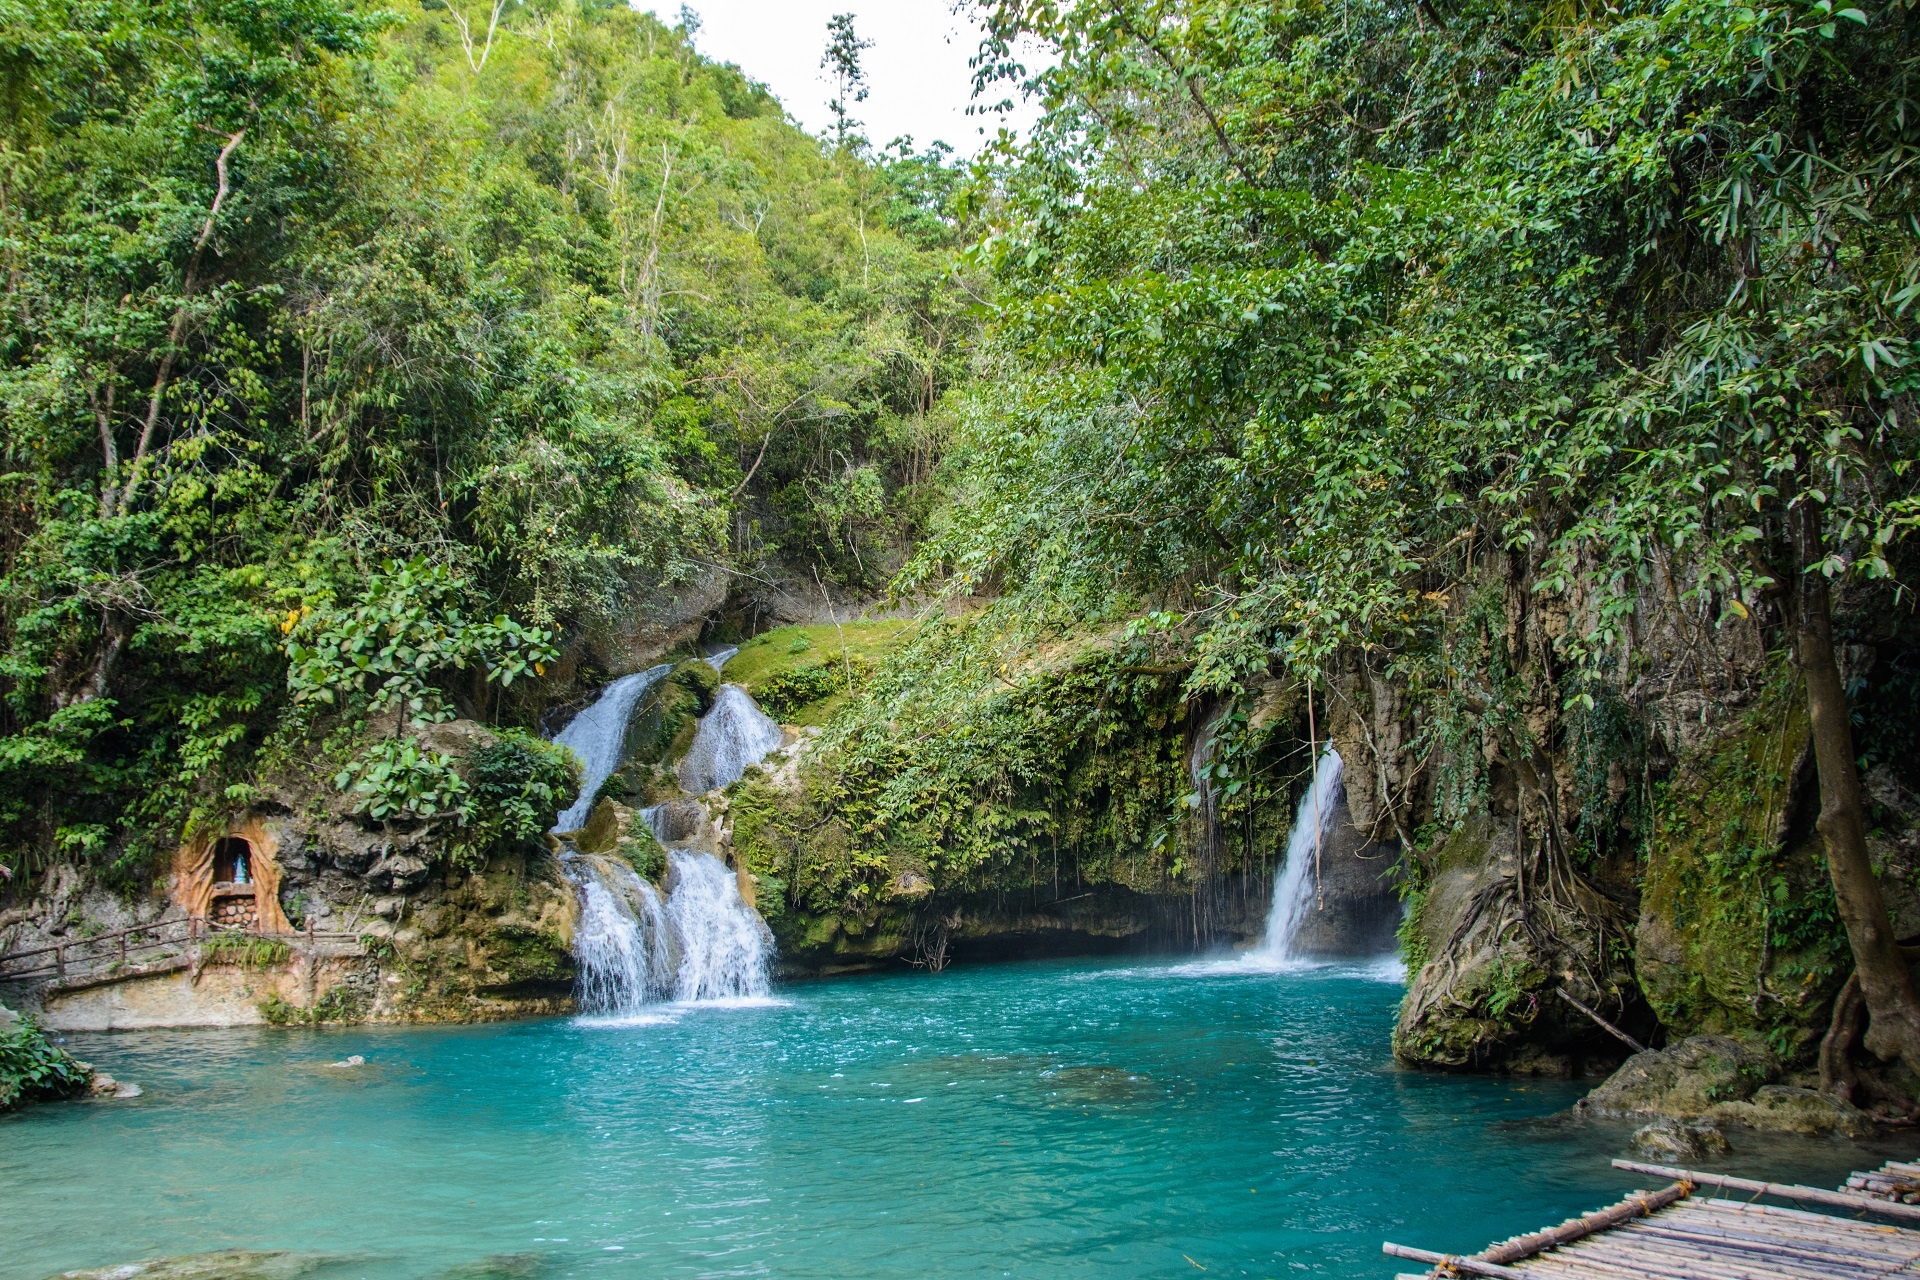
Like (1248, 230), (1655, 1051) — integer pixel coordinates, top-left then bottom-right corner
(171, 817), (293, 935)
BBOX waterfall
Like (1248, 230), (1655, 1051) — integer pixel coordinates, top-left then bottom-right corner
(704, 646), (738, 673)
(662, 850), (773, 1000)
(1187, 705), (1230, 943)
(676, 685), (784, 795)
(1251, 747), (1345, 961)
(560, 659), (782, 1016)
(568, 849), (772, 1013)
(550, 664), (673, 831)
(569, 855), (674, 1015)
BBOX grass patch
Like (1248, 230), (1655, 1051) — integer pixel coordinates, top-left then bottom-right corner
(722, 622), (910, 726)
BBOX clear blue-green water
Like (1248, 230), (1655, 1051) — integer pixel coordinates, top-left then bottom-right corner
(1, 956), (1885, 1279)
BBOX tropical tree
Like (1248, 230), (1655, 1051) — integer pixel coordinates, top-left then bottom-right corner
(947, 0), (1920, 1065)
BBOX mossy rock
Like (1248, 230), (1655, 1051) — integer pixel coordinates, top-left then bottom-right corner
(723, 622), (908, 726)
(616, 833), (666, 882)
(610, 662), (715, 777)
(672, 658), (720, 705)
(382, 850), (577, 1020)
(1578, 1034), (1874, 1136)
(1636, 676), (1848, 1049)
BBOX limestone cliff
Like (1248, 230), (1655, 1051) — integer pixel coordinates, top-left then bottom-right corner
(0, 717), (579, 1030)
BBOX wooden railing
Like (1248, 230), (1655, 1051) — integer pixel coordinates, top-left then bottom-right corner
(0, 916), (362, 986)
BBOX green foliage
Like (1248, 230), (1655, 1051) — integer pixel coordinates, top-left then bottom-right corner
(260, 984), (366, 1025)
(617, 831), (666, 884)
(202, 934), (292, 968)
(936, 0), (1920, 742)
(467, 730), (580, 849)
(733, 614), (1302, 923)
(336, 739), (470, 823)
(0, 1015), (90, 1110)
(0, 0), (968, 877)
(286, 560), (557, 722)
(756, 660), (861, 719)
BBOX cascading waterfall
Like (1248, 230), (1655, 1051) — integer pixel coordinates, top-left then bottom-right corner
(662, 850), (772, 1000)
(550, 664), (673, 831)
(1250, 746), (1346, 961)
(676, 685), (784, 795)
(557, 653), (784, 1015)
(569, 854), (674, 1015)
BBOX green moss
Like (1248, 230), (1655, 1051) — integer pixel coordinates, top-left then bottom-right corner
(1638, 671), (1848, 1052)
(201, 935), (293, 968)
(260, 984), (368, 1026)
(728, 621), (1309, 964)
(619, 672), (709, 772)
(725, 622), (909, 726)
(616, 831), (666, 882)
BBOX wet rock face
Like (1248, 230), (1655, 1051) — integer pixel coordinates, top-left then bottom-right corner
(645, 799), (711, 848)
(366, 853), (431, 893)
(1284, 797), (1402, 958)
(1577, 1035), (1874, 1136)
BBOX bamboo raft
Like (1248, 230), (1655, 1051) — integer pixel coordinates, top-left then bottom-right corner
(1847, 1159), (1920, 1206)
(1385, 1157), (1920, 1278)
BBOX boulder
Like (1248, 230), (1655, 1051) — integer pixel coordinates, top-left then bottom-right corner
(1577, 1035), (1874, 1137)
(1631, 1118), (1730, 1160)
(1720, 1085), (1875, 1137)
(1581, 1035), (1777, 1116)
(366, 852), (431, 893)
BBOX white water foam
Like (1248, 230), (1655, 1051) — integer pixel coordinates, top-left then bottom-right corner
(562, 662), (783, 1020)
(551, 664), (673, 831)
(567, 848), (775, 1020)
(676, 684), (784, 795)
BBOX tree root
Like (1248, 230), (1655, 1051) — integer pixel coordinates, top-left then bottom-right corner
(1820, 970), (1865, 1104)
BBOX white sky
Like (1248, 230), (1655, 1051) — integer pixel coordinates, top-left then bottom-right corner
(641, 1), (1042, 156)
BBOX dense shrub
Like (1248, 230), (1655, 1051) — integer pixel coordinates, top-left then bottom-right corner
(0, 1015), (90, 1111)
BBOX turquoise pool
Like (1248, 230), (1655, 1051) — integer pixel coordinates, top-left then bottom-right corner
(0, 955), (1883, 1279)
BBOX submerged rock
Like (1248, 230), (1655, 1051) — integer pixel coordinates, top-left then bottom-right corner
(48, 1252), (327, 1280)
(1631, 1117), (1730, 1160)
(85, 1072), (142, 1099)
(1577, 1035), (1874, 1136)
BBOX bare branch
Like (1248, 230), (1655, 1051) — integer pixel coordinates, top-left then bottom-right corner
(120, 128), (244, 517)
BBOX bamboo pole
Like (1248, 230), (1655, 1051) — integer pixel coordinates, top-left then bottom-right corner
(1576, 1229), (1877, 1279)
(1613, 1161), (1920, 1224)
(1381, 1244), (1527, 1277)
(1480, 1182), (1689, 1263)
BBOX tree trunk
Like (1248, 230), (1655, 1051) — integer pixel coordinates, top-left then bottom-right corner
(1796, 504), (1920, 1074)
